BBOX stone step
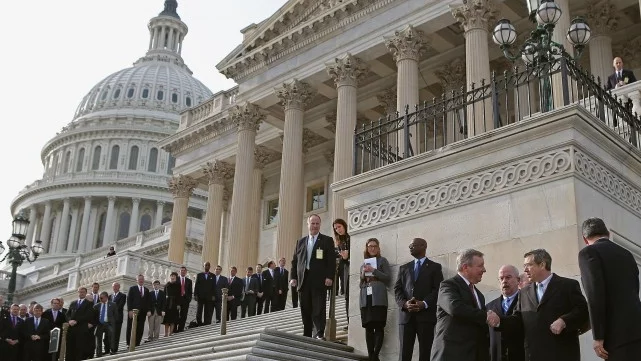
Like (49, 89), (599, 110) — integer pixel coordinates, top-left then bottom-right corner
(250, 328), (367, 360)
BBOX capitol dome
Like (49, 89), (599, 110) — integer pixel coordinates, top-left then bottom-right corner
(10, 0), (210, 263)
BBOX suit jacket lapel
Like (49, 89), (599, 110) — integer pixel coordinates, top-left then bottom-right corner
(527, 283), (539, 307)
(506, 293), (518, 315)
(538, 274), (559, 308)
(453, 274), (478, 307)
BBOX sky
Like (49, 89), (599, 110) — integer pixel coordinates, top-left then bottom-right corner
(0, 0), (287, 241)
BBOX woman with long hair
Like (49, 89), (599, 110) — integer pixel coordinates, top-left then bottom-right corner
(333, 218), (350, 329)
(360, 238), (390, 361)
(162, 272), (180, 336)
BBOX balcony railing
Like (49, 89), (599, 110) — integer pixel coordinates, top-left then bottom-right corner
(353, 56), (641, 174)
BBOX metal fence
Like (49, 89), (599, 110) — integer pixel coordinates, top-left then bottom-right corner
(353, 55), (641, 175)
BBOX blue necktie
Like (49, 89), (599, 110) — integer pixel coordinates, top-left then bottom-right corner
(35, 318), (39, 329)
(502, 297), (510, 313)
(414, 260), (421, 280)
(536, 283), (544, 302)
(100, 304), (106, 324)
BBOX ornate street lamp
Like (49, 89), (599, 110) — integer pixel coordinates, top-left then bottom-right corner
(492, 0), (591, 112)
(0, 211), (43, 305)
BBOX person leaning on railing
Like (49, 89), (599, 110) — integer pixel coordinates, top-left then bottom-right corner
(360, 238), (391, 361)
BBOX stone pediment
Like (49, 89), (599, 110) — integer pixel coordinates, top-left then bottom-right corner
(217, 0), (399, 82)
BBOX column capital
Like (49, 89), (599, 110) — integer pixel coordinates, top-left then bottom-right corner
(275, 79), (315, 111)
(107, 196), (116, 202)
(254, 146), (276, 170)
(384, 25), (429, 63)
(585, 0), (618, 36)
(452, 0), (499, 33)
(202, 160), (234, 185)
(326, 53), (370, 88)
(376, 88), (397, 115)
(324, 149), (335, 172)
(230, 102), (265, 132)
(168, 175), (198, 198)
(157, 200), (166, 206)
(435, 58), (466, 92)
(222, 188), (232, 211)
(62, 197), (71, 204)
(132, 198), (141, 204)
(83, 196), (92, 201)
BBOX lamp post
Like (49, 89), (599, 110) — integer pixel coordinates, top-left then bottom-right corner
(492, 0), (591, 112)
(0, 211), (44, 305)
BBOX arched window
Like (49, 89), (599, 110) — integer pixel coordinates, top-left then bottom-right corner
(76, 148), (85, 172)
(139, 214), (152, 232)
(51, 154), (59, 175)
(157, 90), (164, 100)
(148, 148), (158, 172)
(128, 146), (139, 170)
(92, 146), (101, 170)
(167, 155), (176, 175)
(142, 88), (149, 99)
(171, 93), (178, 103)
(185, 97), (192, 107)
(127, 88), (135, 98)
(63, 151), (72, 174)
(96, 213), (106, 248)
(101, 90), (109, 100)
(113, 89), (121, 99)
(109, 145), (120, 170)
(117, 212), (130, 240)
(48, 217), (57, 251)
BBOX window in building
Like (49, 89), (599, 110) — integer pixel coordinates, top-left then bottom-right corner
(91, 146), (101, 170)
(142, 88), (149, 99)
(265, 199), (279, 226)
(306, 183), (326, 212)
(76, 148), (85, 172)
(109, 145), (119, 170)
(171, 93), (178, 103)
(113, 89), (121, 99)
(185, 97), (192, 107)
(101, 90), (108, 100)
(128, 146), (139, 170)
(162, 216), (172, 224)
(96, 213), (106, 248)
(157, 90), (164, 101)
(51, 154), (59, 175)
(48, 217), (57, 251)
(117, 212), (130, 240)
(148, 148), (158, 172)
(139, 214), (152, 232)
(127, 88), (135, 98)
(167, 155), (176, 175)
(63, 151), (72, 174)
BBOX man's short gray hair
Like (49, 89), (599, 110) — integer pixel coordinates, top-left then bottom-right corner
(456, 249), (484, 271)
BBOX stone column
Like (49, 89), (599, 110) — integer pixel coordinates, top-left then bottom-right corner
(77, 196), (92, 253)
(159, 26), (166, 49)
(167, 29), (175, 52)
(274, 80), (315, 260)
(550, 0), (572, 107)
(167, 175), (198, 263)
(385, 25), (428, 157)
(87, 205), (99, 250)
(247, 147), (272, 264)
(326, 53), (369, 222)
(586, 0), (618, 84)
(129, 198), (141, 236)
(67, 205), (79, 252)
(202, 161), (234, 265)
(452, 0), (498, 136)
(227, 103), (265, 269)
(26, 205), (37, 246)
(155, 201), (165, 227)
(435, 58), (467, 144)
(103, 196), (116, 245)
(56, 198), (71, 253)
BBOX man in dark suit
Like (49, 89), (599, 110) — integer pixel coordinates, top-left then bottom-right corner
(606, 57), (637, 90)
(494, 249), (589, 361)
(41, 297), (66, 360)
(109, 282), (126, 353)
(126, 274), (151, 347)
(1, 304), (24, 361)
(93, 292), (118, 356)
(22, 303), (51, 361)
(213, 265), (228, 323)
(262, 261), (276, 314)
(227, 267), (243, 320)
(393, 237), (444, 361)
(194, 262), (216, 326)
(275, 257), (290, 311)
(147, 280), (165, 341)
(290, 214), (336, 340)
(253, 264), (265, 315)
(66, 287), (95, 361)
(431, 249), (490, 361)
(175, 266), (192, 332)
(579, 218), (641, 361)
(486, 265), (524, 361)
(241, 267), (260, 318)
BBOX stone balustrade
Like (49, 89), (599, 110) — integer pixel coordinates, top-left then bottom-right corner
(612, 80), (641, 117)
(179, 86), (239, 129)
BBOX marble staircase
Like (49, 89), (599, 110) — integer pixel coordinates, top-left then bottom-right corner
(99, 296), (365, 361)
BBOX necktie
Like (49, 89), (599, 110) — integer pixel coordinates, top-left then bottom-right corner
(12, 316), (16, 327)
(414, 260), (421, 280)
(536, 283), (544, 302)
(245, 277), (250, 291)
(53, 310), (57, 321)
(306, 236), (315, 269)
(229, 277), (232, 285)
(94, 294), (97, 304)
(205, 273), (208, 280)
(502, 297), (510, 314)
(140, 286), (144, 297)
(155, 290), (158, 299)
(100, 304), (106, 324)
(35, 318), (39, 329)
(469, 284), (481, 309)
(280, 267), (283, 275)
(181, 278), (185, 296)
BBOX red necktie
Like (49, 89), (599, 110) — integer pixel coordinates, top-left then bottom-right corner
(181, 278), (185, 296)
(140, 286), (144, 297)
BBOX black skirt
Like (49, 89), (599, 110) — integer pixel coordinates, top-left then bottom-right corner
(360, 295), (387, 327)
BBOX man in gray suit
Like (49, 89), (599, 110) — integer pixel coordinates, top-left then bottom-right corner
(93, 291), (118, 356)
(240, 267), (260, 318)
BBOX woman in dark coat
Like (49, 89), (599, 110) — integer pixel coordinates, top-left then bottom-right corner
(360, 238), (391, 361)
(333, 218), (350, 330)
(163, 272), (180, 336)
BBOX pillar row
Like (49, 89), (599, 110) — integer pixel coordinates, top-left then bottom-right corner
(56, 198), (71, 253)
(586, 0), (618, 84)
(129, 198), (141, 237)
(168, 175), (198, 263)
(78, 196), (92, 253)
(202, 160), (234, 266)
(248, 146), (273, 265)
(104, 196), (116, 245)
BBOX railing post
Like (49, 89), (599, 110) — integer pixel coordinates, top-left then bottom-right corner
(221, 288), (228, 335)
(58, 323), (69, 361)
(490, 72), (501, 129)
(326, 258), (340, 341)
(560, 56), (570, 107)
(403, 105), (410, 158)
(129, 309), (139, 352)
(352, 127), (358, 176)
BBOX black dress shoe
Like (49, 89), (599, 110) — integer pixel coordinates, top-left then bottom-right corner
(314, 335), (326, 341)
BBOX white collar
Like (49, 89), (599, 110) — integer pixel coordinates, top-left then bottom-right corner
(457, 272), (473, 287)
(308, 233), (319, 240)
(537, 273), (554, 289)
(503, 290), (519, 301)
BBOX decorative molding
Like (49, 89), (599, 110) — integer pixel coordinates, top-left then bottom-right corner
(167, 175), (198, 198)
(275, 79), (316, 111)
(612, 36), (641, 69)
(451, 0), (499, 33)
(254, 145), (280, 169)
(230, 102), (265, 132)
(435, 58), (466, 92)
(377, 88), (397, 115)
(348, 148), (574, 231)
(326, 53), (370, 88)
(384, 25), (430, 63)
(302, 129), (329, 153)
(324, 149), (335, 172)
(585, 0), (618, 36)
(325, 112), (337, 133)
(202, 160), (234, 185)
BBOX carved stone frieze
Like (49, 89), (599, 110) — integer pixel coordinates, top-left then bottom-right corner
(326, 53), (370, 87)
(302, 129), (328, 153)
(613, 36), (641, 68)
(585, 0), (619, 36)
(377, 88), (397, 115)
(275, 79), (316, 111)
(384, 25), (430, 63)
(168, 175), (198, 198)
(230, 102), (265, 132)
(324, 149), (335, 172)
(254, 145), (279, 169)
(452, 0), (499, 33)
(435, 58), (466, 92)
(202, 160), (234, 186)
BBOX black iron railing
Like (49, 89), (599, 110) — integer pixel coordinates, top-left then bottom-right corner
(353, 56), (640, 175)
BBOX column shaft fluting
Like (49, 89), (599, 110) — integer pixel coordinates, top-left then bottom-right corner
(104, 196), (116, 245)
(129, 198), (141, 236)
(67, 206), (79, 251)
(202, 161), (233, 265)
(247, 169), (263, 266)
(159, 26), (166, 49)
(155, 201), (165, 227)
(168, 175), (198, 263)
(78, 197), (92, 253)
(26, 205), (37, 246)
(227, 103), (263, 269)
(552, 0), (572, 107)
(590, 36), (613, 87)
(56, 198), (71, 253)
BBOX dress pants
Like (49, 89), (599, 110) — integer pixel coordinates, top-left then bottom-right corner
(290, 285), (298, 308)
(299, 280), (327, 338)
(126, 311), (146, 346)
(256, 295), (265, 315)
(214, 301), (222, 323)
(196, 300), (214, 325)
(176, 297), (189, 332)
(95, 323), (114, 356)
(399, 318), (435, 361)
(241, 296), (256, 318)
(147, 311), (162, 340)
(608, 339), (641, 361)
(227, 302), (239, 320)
(111, 321), (123, 352)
